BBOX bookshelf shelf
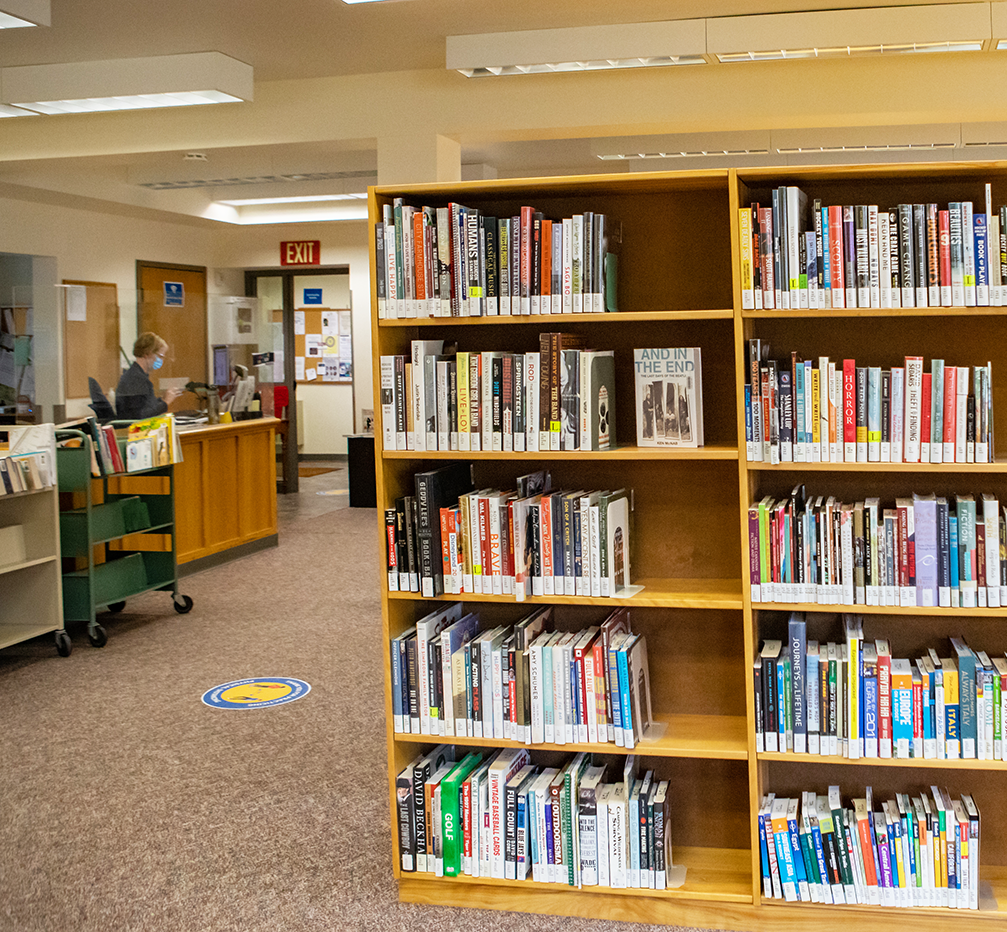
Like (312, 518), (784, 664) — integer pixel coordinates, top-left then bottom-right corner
(747, 460), (1007, 473)
(742, 305), (1007, 319)
(380, 309), (735, 327)
(382, 444), (740, 462)
(398, 845), (753, 904)
(752, 600), (1007, 616)
(759, 751), (1007, 770)
(0, 554), (58, 578)
(388, 576), (744, 610)
(395, 713), (748, 761)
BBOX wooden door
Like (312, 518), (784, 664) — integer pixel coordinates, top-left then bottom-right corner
(137, 263), (207, 389)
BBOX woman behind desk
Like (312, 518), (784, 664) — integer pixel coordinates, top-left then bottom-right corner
(116, 332), (182, 420)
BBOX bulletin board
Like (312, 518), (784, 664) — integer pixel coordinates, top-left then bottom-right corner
(283, 307), (352, 384)
(62, 280), (121, 400)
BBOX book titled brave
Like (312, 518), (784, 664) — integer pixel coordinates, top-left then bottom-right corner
(633, 348), (704, 448)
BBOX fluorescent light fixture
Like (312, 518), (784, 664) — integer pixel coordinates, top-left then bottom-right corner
(708, 3), (992, 61)
(717, 41), (981, 63)
(0, 0), (49, 27)
(448, 20), (707, 76)
(460, 57), (704, 77)
(206, 200), (369, 224)
(217, 193), (366, 206)
(598, 149), (768, 160)
(592, 130), (771, 161)
(0, 52), (252, 114)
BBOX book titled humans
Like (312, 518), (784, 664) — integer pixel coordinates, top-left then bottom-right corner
(633, 348), (704, 448)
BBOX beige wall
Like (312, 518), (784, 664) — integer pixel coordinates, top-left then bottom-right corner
(0, 186), (370, 456)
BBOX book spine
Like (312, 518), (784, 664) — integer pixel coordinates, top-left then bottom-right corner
(939, 209), (953, 306)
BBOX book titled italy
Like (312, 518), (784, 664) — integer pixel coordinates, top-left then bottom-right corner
(633, 348), (704, 448)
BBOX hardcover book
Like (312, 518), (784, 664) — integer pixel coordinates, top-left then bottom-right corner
(633, 348), (704, 448)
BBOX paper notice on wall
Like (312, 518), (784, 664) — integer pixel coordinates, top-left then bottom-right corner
(295, 357), (305, 381)
(305, 334), (322, 357)
(339, 334), (352, 362)
(294, 311), (306, 335)
(66, 285), (87, 322)
(339, 311), (351, 336)
(273, 350), (284, 383)
(305, 368), (317, 381)
(322, 313), (337, 338)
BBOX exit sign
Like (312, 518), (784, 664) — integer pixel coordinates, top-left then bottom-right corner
(280, 240), (321, 266)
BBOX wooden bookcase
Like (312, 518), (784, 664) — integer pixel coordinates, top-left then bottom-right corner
(736, 161), (1007, 930)
(370, 164), (1007, 931)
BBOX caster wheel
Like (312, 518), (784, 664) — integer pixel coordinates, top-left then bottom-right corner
(55, 631), (72, 657)
(106, 601), (126, 614)
(88, 625), (108, 648)
(173, 595), (194, 614)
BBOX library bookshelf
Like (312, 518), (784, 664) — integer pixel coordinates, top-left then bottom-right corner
(371, 163), (1007, 931)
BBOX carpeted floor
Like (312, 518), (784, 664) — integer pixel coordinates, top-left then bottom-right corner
(0, 485), (724, 932)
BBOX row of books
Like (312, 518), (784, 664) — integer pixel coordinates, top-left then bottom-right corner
(375, 199), (619, 319)
(380, 335), (615, 453)
(74, 414), (181, 477)
(0, 423), (55, 493)
(757, 614), (1007, 762)
(759, 787), (980, 909)
(0, 451), (52, 493)
(746, 344), (994, 465)
(396, 748), (675, 891)
(749, 487), (1005, 609)
(386, 466), (635, 600)
(739, 183), (1007, 310)
(390, 604), (654, 749)
(125, 415), (179, 472)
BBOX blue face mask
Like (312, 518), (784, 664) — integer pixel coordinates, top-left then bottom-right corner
(152, 356), (164, 370)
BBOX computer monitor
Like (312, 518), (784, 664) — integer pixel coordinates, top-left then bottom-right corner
(212, 345), (229, 388)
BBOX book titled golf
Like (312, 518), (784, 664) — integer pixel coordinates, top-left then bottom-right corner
(633, 348), (704, 448)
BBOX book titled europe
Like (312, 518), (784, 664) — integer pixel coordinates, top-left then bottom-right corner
(633, 348), (704, 448)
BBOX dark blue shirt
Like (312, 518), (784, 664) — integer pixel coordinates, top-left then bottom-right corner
(115, 361), (167, 420)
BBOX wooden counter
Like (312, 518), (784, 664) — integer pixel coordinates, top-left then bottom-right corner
(174, 417), (278, 566)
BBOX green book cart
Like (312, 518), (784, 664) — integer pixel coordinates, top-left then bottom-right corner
(56, 428), (193, 647)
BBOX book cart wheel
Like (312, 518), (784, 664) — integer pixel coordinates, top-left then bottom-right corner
(55, 631), (72, 657)
(173, 595), (193, 615)
(87, 624), (107, 648)
(106, 601), (126, 614)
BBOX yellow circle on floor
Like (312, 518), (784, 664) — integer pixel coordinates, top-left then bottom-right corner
(220, 681), (293, 703)
(202, 677), (311, 710)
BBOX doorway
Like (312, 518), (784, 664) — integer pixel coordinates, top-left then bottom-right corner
(245, 265), (350, 494)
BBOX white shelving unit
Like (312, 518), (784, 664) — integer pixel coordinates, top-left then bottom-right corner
(0, 482), (70, 655)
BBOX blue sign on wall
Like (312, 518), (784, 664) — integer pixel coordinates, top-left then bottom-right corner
(303, 288), (323, 305)
(164, 282), (184, 306)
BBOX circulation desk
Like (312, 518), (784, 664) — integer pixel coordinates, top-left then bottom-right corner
(173, 417), (278, 570)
